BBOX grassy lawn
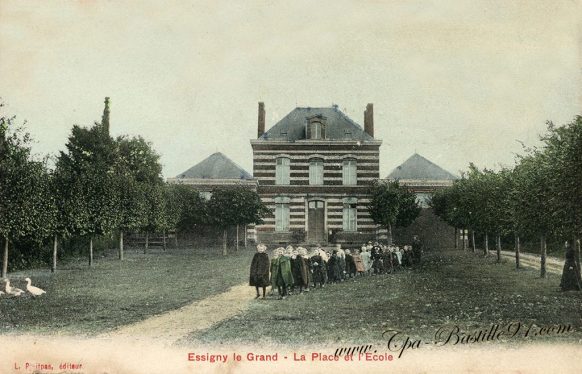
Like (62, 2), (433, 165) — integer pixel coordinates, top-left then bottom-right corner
(188, 250), (582, 346)
(0, 246), (254, 335)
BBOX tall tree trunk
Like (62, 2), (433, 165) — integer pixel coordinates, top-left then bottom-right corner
(52, 234), (58, 273)
(496, 233), (501, 263)
(484, 232), (489, 256)
(89, 236), (94, 267)
(222, 229), (227, 256)
(119, 231), (124, 260)
(2, 237), (8, 278)
(162, 230), (167, 251)
(515, 233), (520, 269)
(574, 234), (580, 278)
(144, 232), (149, 254)
(462, 229), (466, 250)
(540, 234), (547, 278)
(174, 230), (178, 248)
(236, 224), (239, 252)
(471, 230), (476, 253)
(454, 227), (458, 250)
(244, 225), (247, 248)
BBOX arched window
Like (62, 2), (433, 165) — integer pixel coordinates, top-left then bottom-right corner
(275, 157), (290, 185)
(343, 197), (357, 231)
(342, 158), (357, 185)
(309, 158), (324, 185)
(275, 196), (290, 232)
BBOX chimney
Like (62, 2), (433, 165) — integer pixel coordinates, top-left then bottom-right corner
(364, 103), (374, 137)
(257, 102), (265, 138)
(101, 97), (110, 135)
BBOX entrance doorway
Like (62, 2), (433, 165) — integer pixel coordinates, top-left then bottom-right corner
(307, 200), (325, 243)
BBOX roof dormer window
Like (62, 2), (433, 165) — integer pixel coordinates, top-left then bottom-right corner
(311, 122), (322, 139)
(306, 115), (327, 140)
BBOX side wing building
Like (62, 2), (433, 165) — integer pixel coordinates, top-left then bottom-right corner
(386, 153), (458, 248)
(167, 152), (258, 243)
(386, 153), (457, 207)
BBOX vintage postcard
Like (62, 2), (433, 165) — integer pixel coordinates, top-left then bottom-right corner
(0, 1), (581, 373)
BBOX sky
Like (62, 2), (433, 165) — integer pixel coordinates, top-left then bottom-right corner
(0, 0), (580, 179)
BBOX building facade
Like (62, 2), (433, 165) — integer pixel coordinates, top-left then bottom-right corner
(251, 103), (382, 245)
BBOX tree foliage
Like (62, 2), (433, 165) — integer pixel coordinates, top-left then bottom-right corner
(56, 122), (121, 238)
(0, 108), (58, 275)
(367, 180), (421, 243)
(207, 186), (270, 228)
(206, 186), (270, 254)
(116, 135), (163, 234)
(432, 116), (582, 275)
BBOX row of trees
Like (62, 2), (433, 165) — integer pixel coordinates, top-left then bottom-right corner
(431, 116), (582, 278)
(0, 100), (269, 277)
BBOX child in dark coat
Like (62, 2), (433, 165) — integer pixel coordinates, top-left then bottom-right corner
(310, 248), (326, 288)
(249, 244), (270, 299)
(299, 247), (312, 292)
(371, 243), (383, 275)
(291, 247), (309, 293)
(327, 250), (341, 283)
(275, 247), (294, 299)
(344, 249), (357, 278)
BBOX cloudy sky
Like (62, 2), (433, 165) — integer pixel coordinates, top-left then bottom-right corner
(0, 0), (580, 178)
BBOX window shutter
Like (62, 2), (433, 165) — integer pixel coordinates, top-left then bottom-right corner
(309, 158), (323, 185)
(284, 205), (290, 231)
(342, 197), (357, 231)
(275, 204), (282, 231)
(305, 122), (311, 139)
(343, 159), (357, 185)
(276, 157), (290, 185)
(275, 196), (290, 231)
(342, 206), (348, 230)
(276, 159), (281, 185)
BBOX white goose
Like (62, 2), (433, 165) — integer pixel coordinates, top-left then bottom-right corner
(4, 279), (25, 296)
(25, 277), (46, 296)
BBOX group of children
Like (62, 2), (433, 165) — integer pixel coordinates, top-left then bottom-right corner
(249, 240), (423, 300)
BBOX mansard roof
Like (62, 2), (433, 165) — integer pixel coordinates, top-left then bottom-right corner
(175, 152), (253, 180)
(259, 106), (375, 142)
(387, 153), (458, 181)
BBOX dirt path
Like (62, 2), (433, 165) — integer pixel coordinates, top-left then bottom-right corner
(100, 283), (255, 345)
(498, 250), (563, 273)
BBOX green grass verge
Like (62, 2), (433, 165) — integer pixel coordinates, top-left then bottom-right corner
(188, 250), (582, 346)
(0, 246), (253, 335)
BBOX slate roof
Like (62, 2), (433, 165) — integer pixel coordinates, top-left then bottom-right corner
(259, 106), (375, 141)
(176, 152), (253, 180)
(387, 153), (458, 181)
